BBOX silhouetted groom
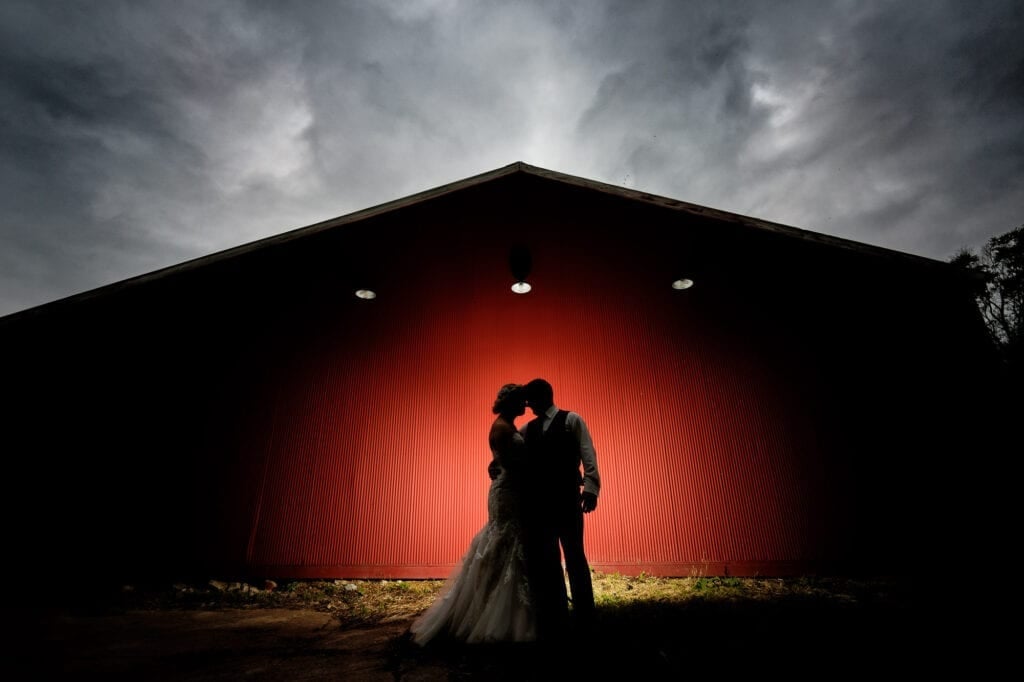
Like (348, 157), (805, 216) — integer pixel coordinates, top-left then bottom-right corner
(521, 378), (601, 639)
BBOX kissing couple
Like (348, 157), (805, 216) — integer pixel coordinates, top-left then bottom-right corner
(409, 378), (601, 645)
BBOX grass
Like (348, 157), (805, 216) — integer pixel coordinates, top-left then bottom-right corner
(52, 571), (936, 678)
(105, 571), (910, 631)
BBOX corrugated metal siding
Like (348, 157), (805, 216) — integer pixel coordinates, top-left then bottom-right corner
(228, 216), (841, 578)
(5, 171), (993, 582)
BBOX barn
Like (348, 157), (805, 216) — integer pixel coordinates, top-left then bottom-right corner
(0, 162), (998, 587)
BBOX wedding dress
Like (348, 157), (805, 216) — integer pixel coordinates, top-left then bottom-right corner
(409, 431), (535, 645)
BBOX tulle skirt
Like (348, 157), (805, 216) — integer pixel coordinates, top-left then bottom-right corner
(409, 516), (535, 645)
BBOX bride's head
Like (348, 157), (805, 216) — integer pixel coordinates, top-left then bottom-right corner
(492, 383), (526, 417)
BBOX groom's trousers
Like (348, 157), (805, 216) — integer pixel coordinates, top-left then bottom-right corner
(524, 513), (565, 640)
(554, 499), (595, 622)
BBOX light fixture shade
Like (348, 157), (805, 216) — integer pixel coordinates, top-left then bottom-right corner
(511, 281), (532, 294)
(671, 278), (694, 290)
(509, 245), (532, 282)
(355, 289), (377, 299)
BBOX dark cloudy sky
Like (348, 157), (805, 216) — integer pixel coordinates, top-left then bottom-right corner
(2, 0), (1022, 317)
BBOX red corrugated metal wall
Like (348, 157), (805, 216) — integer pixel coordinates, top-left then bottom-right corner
(214, 177), (852, 579)
(5, 171), (993, 583)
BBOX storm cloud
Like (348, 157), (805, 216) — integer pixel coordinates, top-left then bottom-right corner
(1, 0), (1022, 316)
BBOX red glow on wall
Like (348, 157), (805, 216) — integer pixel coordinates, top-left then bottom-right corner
(8, 169), (988, 583)
(221, 198), (844, 579)
(0, 168), (991, 585)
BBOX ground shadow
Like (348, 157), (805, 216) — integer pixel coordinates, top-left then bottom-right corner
(385, 586), (955, 679)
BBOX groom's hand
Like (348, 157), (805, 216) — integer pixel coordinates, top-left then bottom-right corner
(581, 491), (598, 513)
(487, 459), (501, 481)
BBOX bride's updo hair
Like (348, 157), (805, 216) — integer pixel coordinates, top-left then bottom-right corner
(492, 383), (525, 415)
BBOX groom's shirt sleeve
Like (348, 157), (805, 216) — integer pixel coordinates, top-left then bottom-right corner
(571, 413), (601, 497)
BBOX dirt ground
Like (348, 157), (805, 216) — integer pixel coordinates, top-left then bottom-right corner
(4, 580), (996, 680)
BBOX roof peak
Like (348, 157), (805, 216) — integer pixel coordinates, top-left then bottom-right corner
(1, 161), (953, 325)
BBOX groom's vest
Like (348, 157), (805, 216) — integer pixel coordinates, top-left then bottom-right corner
(526, 410), (584, 504)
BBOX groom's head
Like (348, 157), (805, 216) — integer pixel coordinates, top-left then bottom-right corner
(525, 378), (554, 416)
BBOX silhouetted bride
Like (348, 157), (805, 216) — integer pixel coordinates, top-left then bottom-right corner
(409, 383), (535, 645)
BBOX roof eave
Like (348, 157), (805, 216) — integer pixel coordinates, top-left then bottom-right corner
(1, 161), (959, 326)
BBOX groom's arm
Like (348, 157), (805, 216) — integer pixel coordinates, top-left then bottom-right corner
(571, 414), (600, 511)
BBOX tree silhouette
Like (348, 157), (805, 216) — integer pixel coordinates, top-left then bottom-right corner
(950, 225), (1023, 376)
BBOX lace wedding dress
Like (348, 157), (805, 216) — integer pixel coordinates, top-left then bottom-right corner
(409, 431), (535, 645)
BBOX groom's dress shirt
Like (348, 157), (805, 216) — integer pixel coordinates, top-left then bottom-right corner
(523, 404), (601, 498)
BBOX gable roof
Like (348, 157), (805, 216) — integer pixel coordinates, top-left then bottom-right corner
(2, 161), (960, 325)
